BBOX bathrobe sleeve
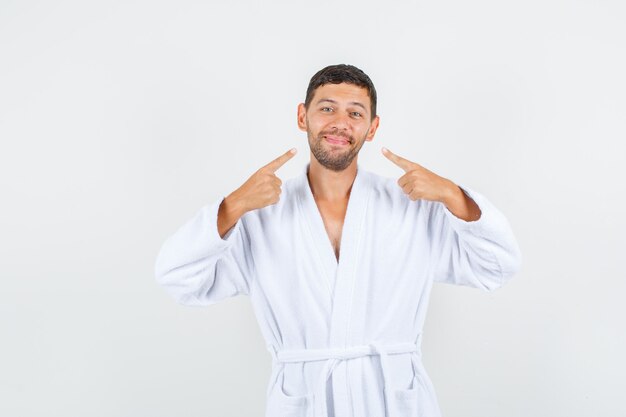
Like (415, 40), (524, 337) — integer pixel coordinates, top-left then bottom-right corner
(428, 185), (522, 292)
(154, 197), (255, 306)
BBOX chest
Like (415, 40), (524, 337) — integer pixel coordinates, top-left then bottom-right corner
(315, 199), (348, 261)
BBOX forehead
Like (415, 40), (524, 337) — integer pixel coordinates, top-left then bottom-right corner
(311, 83), (371, 109)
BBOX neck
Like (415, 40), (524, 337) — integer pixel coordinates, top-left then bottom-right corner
(306, 154), (358, 201)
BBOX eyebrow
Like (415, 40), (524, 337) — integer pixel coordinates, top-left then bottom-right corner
(316, 98), (367, 112)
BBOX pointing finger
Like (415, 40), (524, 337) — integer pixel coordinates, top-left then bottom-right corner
(263, 148), (297, 173)
(381, 147), (413, 172)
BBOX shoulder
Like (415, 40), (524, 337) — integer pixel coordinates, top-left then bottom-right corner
(361, 169), (436, 215)
(361, 170), (396, 196)
(243, 170), (302, 224)
(360, 169), (412, 202)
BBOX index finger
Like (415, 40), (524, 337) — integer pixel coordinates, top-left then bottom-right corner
(381, 147), (413, 172)
(263, 148), (297, 173)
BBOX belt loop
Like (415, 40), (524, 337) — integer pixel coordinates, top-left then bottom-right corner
(417, 333), (424, 353)
(267, 344), (278, 363)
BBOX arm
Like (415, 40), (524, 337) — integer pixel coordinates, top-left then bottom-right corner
(428, 185), (522, 292)
(154, 196), (255, 306)
(154, 149), (296, 306)
(441, 181), (482, 222)
(218, 195), (247, 238)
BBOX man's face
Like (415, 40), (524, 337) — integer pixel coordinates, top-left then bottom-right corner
(298, 83), (380, 172)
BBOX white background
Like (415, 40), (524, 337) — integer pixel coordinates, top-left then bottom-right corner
(1, 0), (625, 416)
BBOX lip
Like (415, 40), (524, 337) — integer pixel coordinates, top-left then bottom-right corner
(324, 135), (350, 146)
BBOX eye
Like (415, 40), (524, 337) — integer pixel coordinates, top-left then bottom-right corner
(321, 107), (333, 112)
(351, 112), (362, 118)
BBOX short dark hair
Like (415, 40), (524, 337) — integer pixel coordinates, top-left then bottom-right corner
(304, 64), (377, 120)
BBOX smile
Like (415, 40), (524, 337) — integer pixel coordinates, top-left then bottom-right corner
(324, 135), (350, 146)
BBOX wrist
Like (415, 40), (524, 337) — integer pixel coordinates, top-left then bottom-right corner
(223, 192), (247, 219)
(440, 179), (462, 205)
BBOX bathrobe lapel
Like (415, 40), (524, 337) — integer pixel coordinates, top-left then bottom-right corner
(296, 162), (371, 416)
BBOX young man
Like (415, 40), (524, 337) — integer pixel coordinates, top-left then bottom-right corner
(155, 64), (522, 417)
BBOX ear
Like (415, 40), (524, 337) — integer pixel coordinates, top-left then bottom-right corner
(365, 115), (380, 142)
(297, 103), (307, 131)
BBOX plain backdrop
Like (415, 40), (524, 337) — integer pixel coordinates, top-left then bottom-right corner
(1, 0), (625, 416)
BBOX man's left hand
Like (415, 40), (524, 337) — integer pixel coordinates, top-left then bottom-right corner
(381, 147), (482, 221)
(381, 147), (455, 202)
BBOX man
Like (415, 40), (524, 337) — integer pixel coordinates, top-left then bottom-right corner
(155, 64), (522, 417)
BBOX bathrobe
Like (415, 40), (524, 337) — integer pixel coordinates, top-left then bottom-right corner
(155, 162), (522, 417)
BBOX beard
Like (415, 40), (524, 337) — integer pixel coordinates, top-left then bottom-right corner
(307, 128), (366, 172)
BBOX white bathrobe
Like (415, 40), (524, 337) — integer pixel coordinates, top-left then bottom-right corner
(155, 162), (522, 417)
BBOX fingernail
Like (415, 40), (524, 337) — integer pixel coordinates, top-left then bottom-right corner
(290, 148), (297, 154)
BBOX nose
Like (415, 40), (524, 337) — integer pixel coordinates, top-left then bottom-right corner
(330, 111), (351, 131)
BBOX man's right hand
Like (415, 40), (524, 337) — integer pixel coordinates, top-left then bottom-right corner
(218, 148), (297, 238)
